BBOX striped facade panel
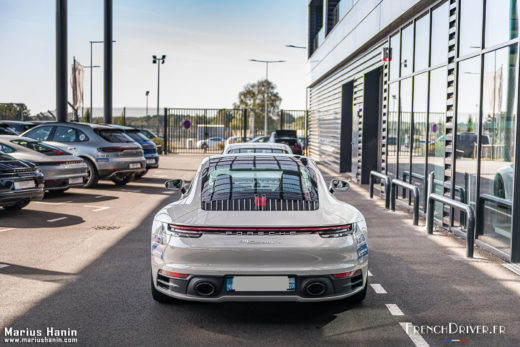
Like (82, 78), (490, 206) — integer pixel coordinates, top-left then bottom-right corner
(309, 41), (387, 180)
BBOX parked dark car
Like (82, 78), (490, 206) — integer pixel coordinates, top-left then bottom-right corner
(0, 121), (36, 135)
(455, 132), (490, 158)
(0, 127), (18, 135)
(269, 130), (303, 155)
(0, 152), (45, 211)
(109, 125), (159, 175)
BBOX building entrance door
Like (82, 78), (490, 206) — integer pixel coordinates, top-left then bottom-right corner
(340, 81), (354, 173)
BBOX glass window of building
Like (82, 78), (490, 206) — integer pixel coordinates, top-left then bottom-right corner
(429, 67), (447, 217)
(459, 0), (483, 57)
(479, 45), (518, 253)
(455, 56), (481, 229)
(387, 82), (399, 178)
(415, 14), (430, 71)
(398, 78), (413, 183)
(390, 32), (401, 81)
(401, 24), (414, 77)
(431, 1), (449, 66)
(411, 73), (428, 208)
(485, 0), (518, 48)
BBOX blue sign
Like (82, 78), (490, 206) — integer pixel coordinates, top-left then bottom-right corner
(182, 119), (192, 130)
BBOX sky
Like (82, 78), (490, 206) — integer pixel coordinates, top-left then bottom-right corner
(0, 0), (308, 115)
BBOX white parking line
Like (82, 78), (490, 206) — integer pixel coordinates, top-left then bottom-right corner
(399, 322), (430, 347)
(83, 205), (110, 212)
(34, 201), (73, 206)
(94, 195), (104, 199)
(386, 304), (404, 316)
(503, 263), (520, 276)
(0, 264), (9, 269)
(0, 228), (15, 233)
(370, 283), (387, 294)
(47, 217), (67, 223)
(368, 270), (373, 277)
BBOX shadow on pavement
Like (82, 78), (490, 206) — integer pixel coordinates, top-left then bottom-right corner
(0, 210), (84, 228)
(0, 264), (78, 284)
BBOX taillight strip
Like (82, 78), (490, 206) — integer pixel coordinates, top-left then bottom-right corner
(170, 224), (352, 233)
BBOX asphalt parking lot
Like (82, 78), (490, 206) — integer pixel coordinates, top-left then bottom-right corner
(1, 154), (520, 347)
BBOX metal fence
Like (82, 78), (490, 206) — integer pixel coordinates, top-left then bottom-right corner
(163, 108), (308, 154)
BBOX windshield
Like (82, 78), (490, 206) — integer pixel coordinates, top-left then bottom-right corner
(96, 130), (134, 143)
(201, 155), (318, 202)
(11, 140), (68, 156)
(125, 130), (149, 142)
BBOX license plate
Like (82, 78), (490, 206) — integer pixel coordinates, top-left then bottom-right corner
(226, 276), (295, 292)
(14, 180), (36, 190)
(146, 159), (155, 164)
(69, 177), (83, 184)
(129, 163), (141, 169)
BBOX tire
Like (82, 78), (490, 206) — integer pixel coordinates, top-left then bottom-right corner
(347, 278), (368, 304)
(3, 199), (30, 211)
(111, 173), (132, 186)
(83, 158), (99, 188)
(151, 274), (176, 303)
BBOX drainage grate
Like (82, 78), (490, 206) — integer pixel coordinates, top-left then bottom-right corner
(92, 225), (120, 231)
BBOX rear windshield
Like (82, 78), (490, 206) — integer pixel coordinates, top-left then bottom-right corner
(125, 130), (149, 142)
(275, 130), (297, 138)
(96, 129), (134, 143)
(201, 155), (318, 202)
(227, 148), (288, 154)
(11, 140), (68, 156)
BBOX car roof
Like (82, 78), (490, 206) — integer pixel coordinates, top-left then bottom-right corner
(0, 135), (45, 141)
(29, 122), (116, 130)
(0, 120), (35, 124)
(105, 124), (136, 130)
(225, 143), (290, 150)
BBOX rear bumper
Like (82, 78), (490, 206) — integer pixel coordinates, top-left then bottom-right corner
(44, 174), (87, 190)
(152, 267), (367, 302)
(96, 157), (147, 178)
(0, 188), (45, 206)
(144, 154), (159, 169)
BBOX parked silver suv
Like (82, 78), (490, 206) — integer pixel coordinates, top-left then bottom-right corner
(22, 123), (146, 187)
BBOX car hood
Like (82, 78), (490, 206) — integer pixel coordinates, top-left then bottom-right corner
(156, 199), (363, 228)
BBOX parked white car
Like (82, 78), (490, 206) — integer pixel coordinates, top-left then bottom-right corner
(196, 137), (225, 150)
(151, 154), (368, 303)
(223, 143), (292, 154)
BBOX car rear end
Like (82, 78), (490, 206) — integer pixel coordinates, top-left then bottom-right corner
(272, 130), (303, 155)
(0, 154), (45, 208)
(152, 155), (368, 302)
(124, 129), (159, 169)
(92, 128), (146, 179)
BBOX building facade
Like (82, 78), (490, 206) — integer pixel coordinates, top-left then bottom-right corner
(307, 0), (520, 262)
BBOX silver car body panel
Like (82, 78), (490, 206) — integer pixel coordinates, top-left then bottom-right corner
(151, 154), (368, 302)
(0, 136), (88, 189)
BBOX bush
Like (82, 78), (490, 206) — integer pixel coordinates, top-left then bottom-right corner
(150, 137), (164, 147)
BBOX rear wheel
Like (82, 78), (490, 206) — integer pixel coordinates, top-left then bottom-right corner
(83, 159), (99, 188)
(111, 173), (132, 186)
(151, 274), (177, 303)
(135, 169), (149, 180)
(3, 199), (30, 211)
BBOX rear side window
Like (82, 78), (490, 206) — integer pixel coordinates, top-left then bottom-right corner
(96, 130), (133, 143)
(126, 131), (148, 142)
(11, 140), (68, 156)
(0, 144), (15, 153)
(24, 126), (54, 141)
(53, 126), (89, 143)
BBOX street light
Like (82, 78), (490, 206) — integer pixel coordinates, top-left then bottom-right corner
(285, 44), (306, 49)
(249, 58), (286, 136)
(152, 55), (166, 135)
(89, 40), (115, 122)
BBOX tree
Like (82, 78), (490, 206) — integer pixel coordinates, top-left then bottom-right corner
(467, 115), (475, 132)
(82, 108), (91, 123)
(117, 108), (126, 126)
(233, 79), (282, 135)
(0, 103), (30, 120)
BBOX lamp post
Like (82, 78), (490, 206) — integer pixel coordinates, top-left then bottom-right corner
(249, 59), (285, 136)
(153, 55), (166, 135)
(89, 40), (115, 122)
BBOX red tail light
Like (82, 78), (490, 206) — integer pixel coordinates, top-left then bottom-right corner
(159, 269), (189, 279)
(37, 160), (84, 166)
(333, 270), (361, 278)
(254, 196), (267, 207)
(99, 147), (126, 152)
(169, 224), (352, 233)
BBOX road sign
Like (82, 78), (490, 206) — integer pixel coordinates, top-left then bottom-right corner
(432, 123), (439, 133)
(182, 119), (191, 130)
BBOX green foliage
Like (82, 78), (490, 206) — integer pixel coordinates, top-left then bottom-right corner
(0, 104), (30, 120)
(150, 137), (163, 147)
(466, 115), (475, 132)
(82, 108), (91, 123)
(117, 109), (126, 126)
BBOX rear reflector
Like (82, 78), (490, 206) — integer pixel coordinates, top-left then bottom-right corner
(159, 270), (189, 279)
(333, 270), (361, 278)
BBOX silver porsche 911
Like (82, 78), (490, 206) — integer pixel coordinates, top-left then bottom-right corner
(151, 154), (368, 303)
(0, 136), (88, 192)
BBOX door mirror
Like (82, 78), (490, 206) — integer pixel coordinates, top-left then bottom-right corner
(329, 179), (350, 193)
(165, 179), (184, 191)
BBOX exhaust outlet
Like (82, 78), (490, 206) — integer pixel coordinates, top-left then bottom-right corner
(305, 281), (327, 296)
(194, 282), (216, 296)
